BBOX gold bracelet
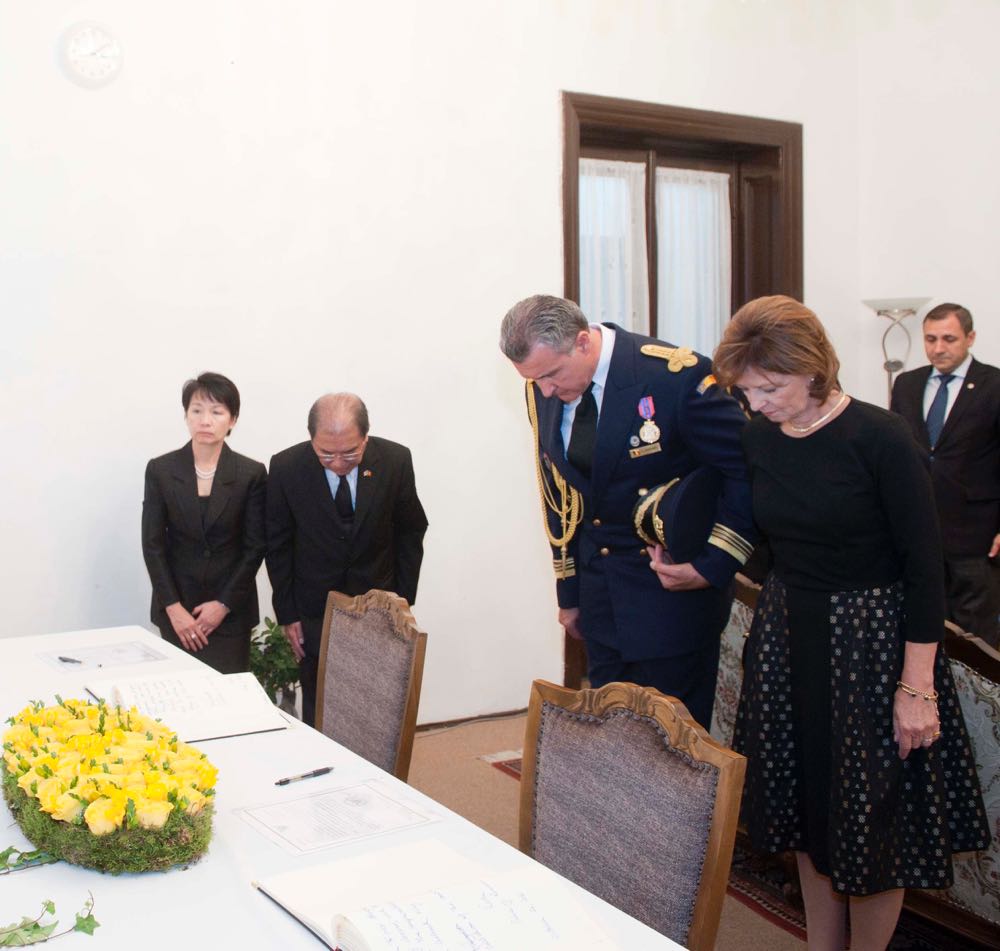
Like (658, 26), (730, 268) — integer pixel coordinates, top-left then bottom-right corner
(896, 680), (939, 702)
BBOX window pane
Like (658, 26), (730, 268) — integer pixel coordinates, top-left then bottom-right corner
(655, 167), (731, 354)
(579, 159), (649, 333)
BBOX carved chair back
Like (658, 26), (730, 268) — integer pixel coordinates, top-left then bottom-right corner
(520, 679), (746, 950)
(316, 590), (426, 781)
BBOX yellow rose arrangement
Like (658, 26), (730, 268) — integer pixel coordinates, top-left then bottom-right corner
(2, 697), (216, 873)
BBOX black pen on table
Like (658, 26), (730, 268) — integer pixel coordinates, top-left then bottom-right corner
(274, 766), (335, 786)
(58, 656), (82, 664)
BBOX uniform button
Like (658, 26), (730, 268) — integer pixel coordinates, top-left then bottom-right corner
(592, 518), (602, 527)
(638, 487), (648, 496)
(600, 547), (610, 556)
(203, 549), (212, 558)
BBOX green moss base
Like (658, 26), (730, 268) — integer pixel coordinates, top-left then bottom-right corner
(2, 771), (213, 874)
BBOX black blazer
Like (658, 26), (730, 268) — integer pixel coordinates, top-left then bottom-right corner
(891, 358), (1000, 555)
(142, 442), (267, 632)
(265, 436), (428, 649)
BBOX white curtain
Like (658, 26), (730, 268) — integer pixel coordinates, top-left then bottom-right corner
(578, 158), (649, 334)
(655, 167), (731, 353)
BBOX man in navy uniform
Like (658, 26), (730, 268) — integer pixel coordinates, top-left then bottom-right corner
(500, 295), (755, 728)
(891, 302), (1000, 648)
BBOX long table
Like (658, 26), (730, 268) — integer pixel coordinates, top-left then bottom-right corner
(1, 626), (680, 949)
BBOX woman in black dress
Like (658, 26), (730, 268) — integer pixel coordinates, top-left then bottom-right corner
(711, 297), (989, 950)
(142, 372), (267, 674)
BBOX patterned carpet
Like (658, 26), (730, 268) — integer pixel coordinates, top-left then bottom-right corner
(491, 756), (993, 950)
(727, 845), (996, 950)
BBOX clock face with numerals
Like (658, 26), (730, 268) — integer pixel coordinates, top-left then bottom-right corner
(58, 22), (123, 89)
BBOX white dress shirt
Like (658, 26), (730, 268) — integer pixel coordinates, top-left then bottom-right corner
(922, 353), (973, 424)
(324, 466), (359, 506)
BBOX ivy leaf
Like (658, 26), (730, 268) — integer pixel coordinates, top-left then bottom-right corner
(0, 847), (58, 874)
(0, 918), (57, 946)
(72, 912), (99, 937)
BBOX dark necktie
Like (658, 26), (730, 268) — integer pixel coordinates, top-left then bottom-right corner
(567, 382), (598, 478)
(334, 475), (354, 521)
(926, 373), (955, 447)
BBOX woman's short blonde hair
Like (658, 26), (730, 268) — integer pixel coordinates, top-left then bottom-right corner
(713, 295), (841, 401)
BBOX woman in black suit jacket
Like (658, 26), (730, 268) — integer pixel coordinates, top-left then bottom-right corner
(142, 372), (267, 673)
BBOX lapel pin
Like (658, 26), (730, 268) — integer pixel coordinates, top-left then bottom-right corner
(967, 382), (975, 390)
(362, 469), (373, 478)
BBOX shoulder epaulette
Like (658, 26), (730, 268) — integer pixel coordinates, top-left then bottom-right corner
(640, 344), (699, 373)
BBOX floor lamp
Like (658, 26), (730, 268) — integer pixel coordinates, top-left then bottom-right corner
(863, 297), (931, 405)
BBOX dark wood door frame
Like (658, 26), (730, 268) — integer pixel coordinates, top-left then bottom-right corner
(563, 91), (803, 315)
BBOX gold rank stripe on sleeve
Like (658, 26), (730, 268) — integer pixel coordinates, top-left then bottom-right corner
(696, 374), (717, 394)
(525, 381), (583, 580)
(708, 524), (754, 565)
(640, 344), (699, 372)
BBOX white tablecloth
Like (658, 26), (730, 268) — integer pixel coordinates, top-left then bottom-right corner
(0, 626), (680, 949)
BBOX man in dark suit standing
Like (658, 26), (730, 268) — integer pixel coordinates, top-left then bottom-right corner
(266, 393), (428, 725)
(500, 295), (755, 727)
(891, 302), (1000, 648)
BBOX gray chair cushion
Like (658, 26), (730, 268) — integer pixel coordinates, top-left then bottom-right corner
(530, 702), (719, 942)
(320, 605), (414, 773)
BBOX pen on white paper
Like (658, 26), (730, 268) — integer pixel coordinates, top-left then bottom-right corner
(239, 781), (436, 854)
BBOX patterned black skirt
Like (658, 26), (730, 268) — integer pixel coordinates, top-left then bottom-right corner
(733, 575), (990, 896)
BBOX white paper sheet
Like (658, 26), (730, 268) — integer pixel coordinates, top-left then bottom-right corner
(39, 640), (167, 672)
(239, 780), (436, 854)
(85, 670), (288, 742)
(253, 841), (619, 950)
(337, 868), (618, 951)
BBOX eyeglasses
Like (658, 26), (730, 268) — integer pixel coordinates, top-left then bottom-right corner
(312, 438), (367, 463)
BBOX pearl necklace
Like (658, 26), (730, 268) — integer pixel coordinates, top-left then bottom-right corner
(788, 391), (848, 433)
(195, 466), (217, 480)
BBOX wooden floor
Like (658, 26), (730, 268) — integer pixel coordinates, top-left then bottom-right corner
(408, 712), (805, 950)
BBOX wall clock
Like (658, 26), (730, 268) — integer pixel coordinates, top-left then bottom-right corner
(57, 22), (123, 89)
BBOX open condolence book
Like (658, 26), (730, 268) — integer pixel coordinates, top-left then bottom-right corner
(85, 670), (288, 742)
(253, 839), (621, 950)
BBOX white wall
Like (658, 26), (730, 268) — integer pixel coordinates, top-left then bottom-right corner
(853, 0), (1000, 407)
(0, 0), (988, 721)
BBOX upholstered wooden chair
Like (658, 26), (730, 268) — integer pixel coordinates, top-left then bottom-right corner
(711, 572), (762, 746)
(520, 679), (746, 951)
(902, 620), (1000, 946)
(315, 590), (427, 782)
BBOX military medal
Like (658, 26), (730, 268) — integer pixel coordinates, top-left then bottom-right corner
(638, 396), (660, 444)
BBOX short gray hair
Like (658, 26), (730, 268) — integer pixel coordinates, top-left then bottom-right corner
(499, 295), (588, 363)
(308, 392), (370, 438)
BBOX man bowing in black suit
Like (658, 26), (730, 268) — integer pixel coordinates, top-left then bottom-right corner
(891, 302), (1000, 648)
(266, 393), (428, 724)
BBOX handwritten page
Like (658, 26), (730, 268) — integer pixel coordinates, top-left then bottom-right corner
(85, 670), (287, 742)
(253, 841), (625, 950)
(40, 640), (167, 672)
(336, 866), (618, 950)
(240, 781), (435, 854)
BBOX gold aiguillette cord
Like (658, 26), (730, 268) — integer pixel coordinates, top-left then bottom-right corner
(525, 382), (583, 579)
